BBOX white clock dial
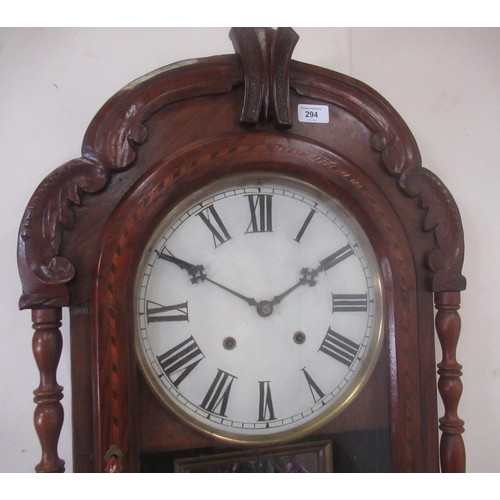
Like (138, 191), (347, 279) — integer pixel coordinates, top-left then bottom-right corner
(135, 173), (383, 444)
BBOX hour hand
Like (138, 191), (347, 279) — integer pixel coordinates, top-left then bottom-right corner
(158, 250), (258, 306)
(269, 268), (319, 306)
(157, 251), (207, 283)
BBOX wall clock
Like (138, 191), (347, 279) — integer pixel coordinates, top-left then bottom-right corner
(17, 27), (466, 473)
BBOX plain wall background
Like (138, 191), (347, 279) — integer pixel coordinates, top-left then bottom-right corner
(1, 27), (499, 473)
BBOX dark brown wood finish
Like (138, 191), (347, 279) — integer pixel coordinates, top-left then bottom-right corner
(17, 28), (466, 472)
(31, 308), (65, 473)
(435, 292), (466, 472)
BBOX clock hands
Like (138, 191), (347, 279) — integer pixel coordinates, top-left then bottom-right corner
(159, 250), (292, 317)
(159, 245), (352, 318)
(260, 267), (321, 318)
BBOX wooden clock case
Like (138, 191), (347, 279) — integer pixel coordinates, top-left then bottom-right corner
(17, 28), (466, 473)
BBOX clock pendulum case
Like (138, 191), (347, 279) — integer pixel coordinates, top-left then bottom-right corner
(17, 28), (466, 473)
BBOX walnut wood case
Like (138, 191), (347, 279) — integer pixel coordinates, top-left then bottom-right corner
(17, 28), (466, 473)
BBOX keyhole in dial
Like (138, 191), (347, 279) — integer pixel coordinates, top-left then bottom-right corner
(293, 331), (306, 344)
(223, 336), (237, 350)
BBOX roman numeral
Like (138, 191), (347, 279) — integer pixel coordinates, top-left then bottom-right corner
(197, 204), (231, 248)
(301, 367), (325, 403)
(246, 194), (273, 233)
(258, 381), (276, 421)
(146, 300), (189, 323)
(294, 208), (316, 243)
(331, 293), (368, 313)
(157, 336), (204, 387)
(319, 244), (354, 272)
(319, 328), (360, 367)
(200, 369), (237, 417)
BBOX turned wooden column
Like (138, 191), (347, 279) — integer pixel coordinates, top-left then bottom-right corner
(32, 307), (65, 473)
(435, 291), (465, 473)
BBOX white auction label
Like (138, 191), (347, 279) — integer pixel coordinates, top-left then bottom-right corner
(298, 104), (329, 123)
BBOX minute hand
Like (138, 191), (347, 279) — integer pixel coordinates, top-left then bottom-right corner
(317, 244), (354, 273)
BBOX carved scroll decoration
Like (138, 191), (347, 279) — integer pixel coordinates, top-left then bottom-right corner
(18, 159), (109, 309)
(400, 169), (466, 292)
(83, 58), (242, 171)
(291, 67), (466, 293)
(18, 61), (243, 310)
